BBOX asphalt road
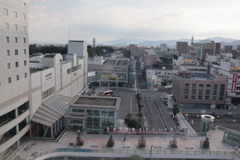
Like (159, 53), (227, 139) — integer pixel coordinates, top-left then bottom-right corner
(135, 61), (147, 89)
(135, 59), (177, 132)
(153, 93), (178, 132)
(141, 91), (165, 132)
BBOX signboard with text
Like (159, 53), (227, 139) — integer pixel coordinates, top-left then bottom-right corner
(231, 74), (238, 93)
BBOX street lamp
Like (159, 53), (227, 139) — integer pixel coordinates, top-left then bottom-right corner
(150, 145), (154, 160)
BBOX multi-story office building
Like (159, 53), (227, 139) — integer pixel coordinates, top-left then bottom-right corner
(143, 49), (158, 67)
(202, 42), (220, 61)
(65, 96), (121, 134)
(88, 56), (129, 86)
(0, 4), (89, 157)
(172, 71), (227, 108)
(0, 0), (30, 158)
(225, 45), (233, 53)
(176, 42), (188, 56)
(210, 58), (240, 109)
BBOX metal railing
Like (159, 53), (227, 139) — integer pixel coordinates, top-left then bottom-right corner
(6, 139), (31, 160)
(27, 148), (240, 160)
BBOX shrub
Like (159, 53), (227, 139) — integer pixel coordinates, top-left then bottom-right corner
(138, 144), (145, 148)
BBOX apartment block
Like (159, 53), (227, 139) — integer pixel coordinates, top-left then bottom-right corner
(172, 71), (227, 108)
(176, 42), (188, 56)
(0, 1), (30, 159)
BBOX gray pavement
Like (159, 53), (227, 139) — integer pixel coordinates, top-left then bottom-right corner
(17, 129), (236, 160)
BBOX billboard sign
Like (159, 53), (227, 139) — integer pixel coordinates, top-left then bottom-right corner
(231, 74), (238, 93)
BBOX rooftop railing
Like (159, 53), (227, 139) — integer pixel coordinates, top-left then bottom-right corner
(27, 148), (240, 160)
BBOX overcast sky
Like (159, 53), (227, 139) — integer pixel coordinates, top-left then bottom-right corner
(28, 0), (240, 43)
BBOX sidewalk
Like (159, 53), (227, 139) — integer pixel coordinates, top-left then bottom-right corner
(17, 129), (234, 160)
(175, 113), (196, 134)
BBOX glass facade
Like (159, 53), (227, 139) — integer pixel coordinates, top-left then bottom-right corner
(223, 129), (240, 146)
(68, 108), (118, 134)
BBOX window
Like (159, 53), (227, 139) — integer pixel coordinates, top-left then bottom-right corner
(13, 11), (17, 18)
(8, 77), (11, 83)
(23, 26), (26, 32)
(15, 37), (18, 43)
(16, 75), (19, 81)
(6, 36), (9, 43)
(23, 38), (26, 43)
(4, 22), (9, 29)
(7, 63), (11, 69)
(24, 60), (27, 66)
(15, 62), (19, 67)
(6, 50), (10, 56)
(3, 8), (8, 16)
(15, 50), (18, 55)
(25, 73), (27, 78)
(22, 14), (26, 20)
(14, 24), (18, 30)
(24, 49), (27, 54)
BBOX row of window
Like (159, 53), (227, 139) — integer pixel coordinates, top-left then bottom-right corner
(3, 8), (26, 20)
(0, 102), (29, 127)
(4, 22), (27, 31)
(6, 49), (27, 56)
(5, 36), (27, 43)
(7, 61), (27, 69)
(157, 72), (174, 75)
(42, 87), (55, 99)
(7, 73), (28, 84)
(67, 64), (82, 74)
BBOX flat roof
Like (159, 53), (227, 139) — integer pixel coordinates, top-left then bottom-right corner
(74, 97), (116, 106)
(103, 60), (128, 66)
(69, 96), (121, 110)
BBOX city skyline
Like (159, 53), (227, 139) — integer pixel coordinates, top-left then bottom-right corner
(29, 0), (240, 43)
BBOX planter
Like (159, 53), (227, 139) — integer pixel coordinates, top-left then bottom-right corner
(201, 146), (210, 150)
(106, 145), (114, 149)
(137, 145), (146, 150)
(169, 145), (178, 150)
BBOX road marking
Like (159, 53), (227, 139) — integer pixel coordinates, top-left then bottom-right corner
(68, 131), (74, 140)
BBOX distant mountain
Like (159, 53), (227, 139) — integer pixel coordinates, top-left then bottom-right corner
(102, 38), (147, 46)
(229, 40), (240, 45)
(101, 37), (240, 47)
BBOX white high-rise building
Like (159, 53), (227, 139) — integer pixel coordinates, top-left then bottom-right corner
(0, 0), (30, 159)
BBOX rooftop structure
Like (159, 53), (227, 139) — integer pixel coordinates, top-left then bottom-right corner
(13, 126), (240, 160)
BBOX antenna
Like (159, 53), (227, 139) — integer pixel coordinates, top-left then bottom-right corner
(93, 38), (96, 57)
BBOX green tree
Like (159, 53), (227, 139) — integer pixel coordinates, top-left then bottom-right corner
(128, 119), (140, 129)
(107, 135), (114, 147)
(172, 103), (180, 118)
(29, 44), (68, 55)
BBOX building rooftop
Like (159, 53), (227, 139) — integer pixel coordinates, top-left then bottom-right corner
(69, 96), (121, 109)
(74, 97), (116, 106)
(15, 126), (240, 160)
(103, 60), (128, 66)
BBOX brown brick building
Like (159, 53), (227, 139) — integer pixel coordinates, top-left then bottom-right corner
(172, 71), (227, 108)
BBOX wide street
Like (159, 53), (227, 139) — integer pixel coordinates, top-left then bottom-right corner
(135, 59), (177, 132)
(140, 90), (177, 132)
